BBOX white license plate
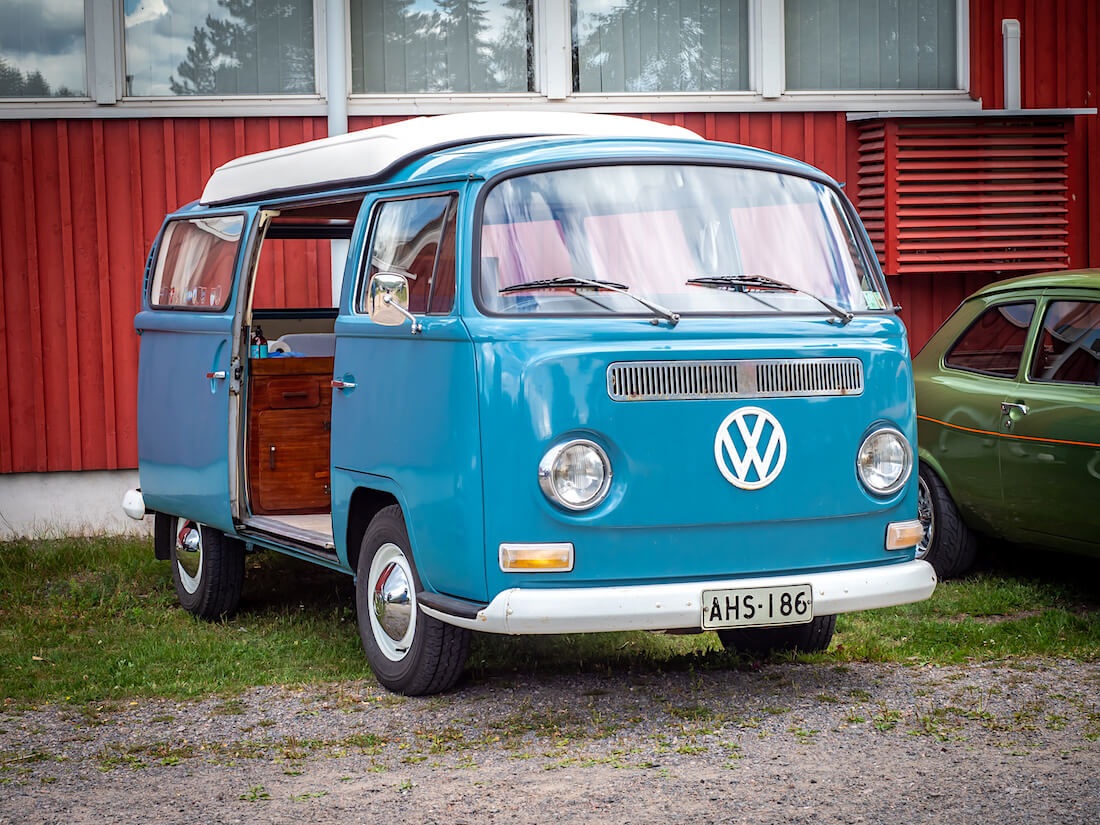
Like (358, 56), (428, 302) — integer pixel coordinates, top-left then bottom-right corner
(701, 584), (813, 629)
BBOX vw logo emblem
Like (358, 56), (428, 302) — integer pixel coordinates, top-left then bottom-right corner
(714, 407), (787, 490)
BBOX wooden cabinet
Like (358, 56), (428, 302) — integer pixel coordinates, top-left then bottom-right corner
(247, 357), (333, 514)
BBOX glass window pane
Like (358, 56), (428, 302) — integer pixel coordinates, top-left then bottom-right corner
(945, 302), (1034, 378)
(1029, 301), (1100, 385)
(362, 196), (457, 315)
(572, 0), (749, 93)
(124, 0), (315, 96)
(0, 0), (85, 97)
(151, 216), (245, 310)
(350, 0), (534, 94)
(785, 0), (957, 90)
(479, 165), (883, 317)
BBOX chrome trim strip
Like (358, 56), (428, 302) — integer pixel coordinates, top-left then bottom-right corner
(606, 358), (863, 401)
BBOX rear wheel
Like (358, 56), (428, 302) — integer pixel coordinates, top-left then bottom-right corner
(916, 462), (977, 579)
(717, 615), (836, 656)
(355, 505), (470, 695)
(160, 513), (245, 619)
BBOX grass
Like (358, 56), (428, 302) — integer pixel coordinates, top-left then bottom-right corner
(0, 536), (1098, 704)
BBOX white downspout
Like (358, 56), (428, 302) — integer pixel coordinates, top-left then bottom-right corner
(1002, 19), (1021, 110)
(327, 0), (350, 305)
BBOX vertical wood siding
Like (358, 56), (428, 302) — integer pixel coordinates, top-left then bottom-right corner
(0, 117), (328, 473)
(1, 0), (1097, 473)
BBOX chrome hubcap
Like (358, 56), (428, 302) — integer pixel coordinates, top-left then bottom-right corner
(367, 543), (417, 661)
(916, 476), (934, 559)
(175, 519), (203, 594)
(373, 561), (412, 643)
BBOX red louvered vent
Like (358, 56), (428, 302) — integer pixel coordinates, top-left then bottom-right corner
(856, 118), (1070, 276)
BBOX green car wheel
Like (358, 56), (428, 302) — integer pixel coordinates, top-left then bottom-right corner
(917, 462), (977, 580)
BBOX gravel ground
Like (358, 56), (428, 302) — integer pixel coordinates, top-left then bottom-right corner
(2, 659), (1098, 824)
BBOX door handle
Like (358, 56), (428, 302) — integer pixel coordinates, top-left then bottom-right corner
(331, 379), (357, 390)
(1001, 402), (1029, 416)
(206, 370), (227, 380)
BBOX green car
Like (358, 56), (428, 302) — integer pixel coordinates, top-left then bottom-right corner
(913, 270), (1100, 578)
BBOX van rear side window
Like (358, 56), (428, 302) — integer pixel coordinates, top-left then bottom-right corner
(150, 215), (245, 310)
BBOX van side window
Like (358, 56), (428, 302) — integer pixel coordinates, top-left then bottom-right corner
(944, 302), (1035, 378)
(150, 215), (245, 310)
(361, 195), (457, 315)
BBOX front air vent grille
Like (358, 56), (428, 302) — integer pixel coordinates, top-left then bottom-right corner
(607, 360), (740, 401)
(755, 358), (864, 397)
(607, 358), (863, 401)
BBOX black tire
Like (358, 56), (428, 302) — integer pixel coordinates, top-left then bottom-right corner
(917, 461), (977, 579)
(162, 513), (245, 620)
(355, 505), (470, 696)
(717, 615), (836, 656)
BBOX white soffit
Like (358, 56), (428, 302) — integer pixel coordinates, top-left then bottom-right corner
(199, 111), (702, 205)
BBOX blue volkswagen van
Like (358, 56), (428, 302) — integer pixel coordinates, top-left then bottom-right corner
(126, 112), (935, 695)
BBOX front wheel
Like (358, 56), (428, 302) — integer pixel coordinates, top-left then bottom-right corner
(717, 615), (836, 656)
(158, 513), (245, 619)
(355, 506), (470, 695)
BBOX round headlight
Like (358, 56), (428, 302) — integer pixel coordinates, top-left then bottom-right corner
(538, 439), (612, 511)
(856, 427), (912, 496)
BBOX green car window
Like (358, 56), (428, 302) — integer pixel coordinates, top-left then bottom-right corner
(944, 301), (1035, 378)
(1029, 300), (1100, 385)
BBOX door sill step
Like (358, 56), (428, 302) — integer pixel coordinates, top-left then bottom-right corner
(241, 514), (335, 553)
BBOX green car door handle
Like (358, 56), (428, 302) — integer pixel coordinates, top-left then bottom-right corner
(1001, 402), (1029, 416)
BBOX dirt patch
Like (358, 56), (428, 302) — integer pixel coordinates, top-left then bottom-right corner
(1, 660), (1097, 824)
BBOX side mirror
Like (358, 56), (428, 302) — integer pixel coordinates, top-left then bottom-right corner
(367, 272), (422, 334)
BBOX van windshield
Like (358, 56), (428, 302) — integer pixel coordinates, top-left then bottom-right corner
(479, 165), (886, 317)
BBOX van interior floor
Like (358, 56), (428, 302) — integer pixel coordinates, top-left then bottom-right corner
(244, 514), (335, 551)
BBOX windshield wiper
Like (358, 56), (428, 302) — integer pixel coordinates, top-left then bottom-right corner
(686, 274), (854, 325)
(500, 276), (679, 327)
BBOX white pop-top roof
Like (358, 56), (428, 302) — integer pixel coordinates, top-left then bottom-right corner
(199, 111), (702, 205)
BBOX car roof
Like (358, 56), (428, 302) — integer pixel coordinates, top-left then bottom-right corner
(970, 269), (1100, 300)
(199, 112), (701, 206)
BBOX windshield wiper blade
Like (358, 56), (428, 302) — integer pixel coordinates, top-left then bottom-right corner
(686, 274), (854, 325)
(500, 276), (680, 327)
(499, 276), (629, 294)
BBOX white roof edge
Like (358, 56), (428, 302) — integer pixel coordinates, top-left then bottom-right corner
(199, 111), (703, 205)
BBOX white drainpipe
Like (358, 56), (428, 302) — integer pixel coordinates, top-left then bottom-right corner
(1002, 19), (1021, 110)
(327, 0), (350, 305)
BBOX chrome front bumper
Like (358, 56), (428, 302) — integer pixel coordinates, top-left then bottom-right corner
(420, 559), (936, 635)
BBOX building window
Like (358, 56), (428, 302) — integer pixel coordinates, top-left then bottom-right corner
(0, 0), (86, 97)
(124, 0), (316, 96)
(350, 0), (534, 94)
(572, 0), (749, 93)
(784, 0), (957, 90)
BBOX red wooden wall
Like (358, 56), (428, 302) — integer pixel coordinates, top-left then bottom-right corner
(1, 0), (1097, 474)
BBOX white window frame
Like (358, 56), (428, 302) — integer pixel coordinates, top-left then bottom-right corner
(0, 0), (328, 117)
(346, 0), (976, 114)
(0, 0), (976, 118)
